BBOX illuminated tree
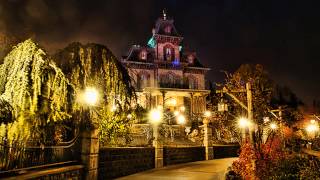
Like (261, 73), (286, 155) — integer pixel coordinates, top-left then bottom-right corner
(54, 43), (136, 145)
(0, 39), (72, 143)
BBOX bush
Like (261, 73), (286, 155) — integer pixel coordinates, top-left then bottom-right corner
(232, 138), (320, 179)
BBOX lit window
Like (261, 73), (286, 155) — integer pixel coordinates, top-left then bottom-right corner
(164, 26), (172, 34)
(164, 47), (173, 61)
(141, 51), (147, 60)
(166, 48), (171, 56)
(137, 73), (150, 89)
(187, 55), (194, 64)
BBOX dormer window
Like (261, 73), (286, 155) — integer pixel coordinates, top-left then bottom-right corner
(187, 55), (194, 64)
(164, 26), (172, 34)
(140, 50), (147, 60)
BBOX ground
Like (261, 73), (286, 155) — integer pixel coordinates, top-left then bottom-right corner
(117, 158), (237, 180)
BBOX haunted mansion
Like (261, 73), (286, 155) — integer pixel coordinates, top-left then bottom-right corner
(122, 12), (210, 126)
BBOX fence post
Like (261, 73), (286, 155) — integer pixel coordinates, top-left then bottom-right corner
(80, 127), (99, 180)
(153, 124), (163, 168)
(203, 118), (214, 160)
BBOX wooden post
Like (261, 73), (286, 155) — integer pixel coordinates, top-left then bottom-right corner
(161, 91), (166, 110)
(190, 93), (194, 126)
(246, 82), (254, 143)
(203, 118), (214, 160)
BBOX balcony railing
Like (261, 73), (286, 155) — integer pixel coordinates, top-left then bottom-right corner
(159, 82), (196, 89)
(135, 82), (199, 90)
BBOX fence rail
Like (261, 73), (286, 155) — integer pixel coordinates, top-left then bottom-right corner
(0, 135), (80, 172)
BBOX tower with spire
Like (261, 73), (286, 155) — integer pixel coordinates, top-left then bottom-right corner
(122, 11), (210, 125)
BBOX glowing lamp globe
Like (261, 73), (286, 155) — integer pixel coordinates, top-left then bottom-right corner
(238, 117), (250, 128)
(180, 106), (185, 112)
(168, 99), (177, 106)
(149, 109), (162, 124)
(270, 123), (277, 130)
(306, 124), (319, 133)
(84, 88), (98, 106)
(177, 115), (186, 125)
(204, 111), (211, 117)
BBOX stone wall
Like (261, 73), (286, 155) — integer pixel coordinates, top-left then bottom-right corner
(5, 165), (84, 180)
(212, 145), (240, 159)
(98, 147), (155, 179)
(163, 147), (205, 166)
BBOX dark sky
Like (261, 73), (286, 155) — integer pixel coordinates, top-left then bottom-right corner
(1, 0), (320, 107)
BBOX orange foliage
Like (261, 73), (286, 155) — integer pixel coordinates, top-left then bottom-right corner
(232, 136), (286, 179)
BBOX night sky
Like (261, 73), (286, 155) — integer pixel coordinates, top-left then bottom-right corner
(1, 0), (320, 107)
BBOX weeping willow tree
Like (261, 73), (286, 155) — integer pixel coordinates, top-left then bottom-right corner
(54, 43), (136, 145)
(0, 39), (73, 144)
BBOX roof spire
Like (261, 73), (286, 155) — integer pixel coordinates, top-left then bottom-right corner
(162, 9), (167, 20)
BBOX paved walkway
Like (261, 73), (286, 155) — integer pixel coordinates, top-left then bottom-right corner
(117, 158), (237, 180)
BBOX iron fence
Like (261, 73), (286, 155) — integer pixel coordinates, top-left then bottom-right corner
(0, 134), (80, 172)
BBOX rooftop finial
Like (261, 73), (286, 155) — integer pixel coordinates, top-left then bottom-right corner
(162, 9), (167, 20)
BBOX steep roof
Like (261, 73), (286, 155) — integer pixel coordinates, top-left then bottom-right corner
(124, 45), (155, 63)
(181, 51), (205, 68)
(154, 18), (181, 37)
(153, 12), (181, 37)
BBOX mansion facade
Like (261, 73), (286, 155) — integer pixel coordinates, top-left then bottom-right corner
(122, 13), (210, 125)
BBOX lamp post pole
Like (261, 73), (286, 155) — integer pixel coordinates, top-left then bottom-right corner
(216, 82), (253, 142)
(80, 87), (100, 180)
(246, 83), (254, 142)
(149, 109), (163, 168)
(203, 114), (213, 160)
(153, 123), (163, 168)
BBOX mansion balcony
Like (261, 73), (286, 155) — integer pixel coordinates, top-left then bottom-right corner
(158, 82), (196, 89)
(136, 82), (198, 91)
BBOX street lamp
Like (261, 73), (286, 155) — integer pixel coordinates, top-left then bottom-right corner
(218, 99), (228, 112)
(238, 117), (251, 128)
(167, 98), (177, 106)
(180, 106), (186, 112)
(177, 114), (186, 125)
(306, 123), (319, 133)
(204, 111), (212, 118)
(306, 120), (319, 149)
(270, 122), (278, 130)
(238, 117), (251, 142)
(83, 87), (99, 106)
(149, 108), (162, 124)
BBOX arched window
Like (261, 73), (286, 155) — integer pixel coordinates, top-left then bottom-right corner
(137, 72), (150, 89)
(164, 26), (172, 34)
(163, 45), (174, 61)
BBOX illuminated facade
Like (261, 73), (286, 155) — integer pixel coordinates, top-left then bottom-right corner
(122, 12), (210, 125)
